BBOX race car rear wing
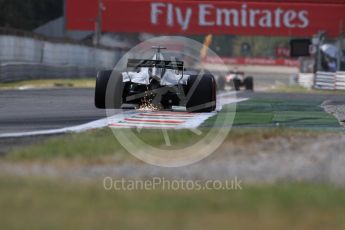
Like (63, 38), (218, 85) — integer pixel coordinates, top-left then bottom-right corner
(127, 59), (184, 71)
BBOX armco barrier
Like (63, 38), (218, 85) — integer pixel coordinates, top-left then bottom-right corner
(0, 35), (120, 69)
(0, 62), (98, 83)
(42, 42), (118, 69)
(298, 73), (314, 89)
(314, 71), (336, 90)
(335, 72), (345, 90)
(298, 71), (345, 91)
(0, 34), (123, 82)
(0, 35), (42, 63)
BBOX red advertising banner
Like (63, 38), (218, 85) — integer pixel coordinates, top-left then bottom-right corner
(205, 56), (300, 67)
(276, 47), (291, 58)
(66, 0), (345, 37)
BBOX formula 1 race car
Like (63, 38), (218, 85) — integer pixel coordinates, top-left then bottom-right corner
(95, 47), (216, 112)
(224, 70), (254, 91)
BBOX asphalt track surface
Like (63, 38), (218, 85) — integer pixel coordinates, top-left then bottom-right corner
(0, 88), (105, 134)
(0, 71), (294, 135)
(1, 88), (345, 135)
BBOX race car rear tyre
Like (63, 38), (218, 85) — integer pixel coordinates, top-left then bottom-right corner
(186, 74), (217, 112)
(95, 70), (124, 109)
(233, 79), (241, 91)
(244, 76), (254, 91)
(95, 70), (112, 109)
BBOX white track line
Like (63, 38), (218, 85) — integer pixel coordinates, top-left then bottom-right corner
(0, 117), (110, 138)
(0, 92), (247, 138)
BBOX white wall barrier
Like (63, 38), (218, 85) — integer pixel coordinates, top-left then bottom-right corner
(0, 62), (98, 83)
(299, 71), (345, 91)
(42, 42), (117, 68)
(0, 35), (123, 82)
(298, 73), (314, 89)
(0, 35), (42, 63)
(314, 72), (336, 90)
(335, 72), (345, 91)
(94, 49), (118, 69)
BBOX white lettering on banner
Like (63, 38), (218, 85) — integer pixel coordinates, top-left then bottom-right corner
(249, 9), (260, 27)
(151, 3), (165, 25)
(167, 3), (173, 27)
(259, 10), (273, 28)
(151, 3), (192, 30)
(175, 7), (192, 30)
(199, 4), (215, 26)
(275, 8), (283, 27)
(298, 11), (309, 28)
(216, 9), (239, 27)
(284, 10), (297, 28)
(151, 3), (310, 30)
(241, 4), (248, 27)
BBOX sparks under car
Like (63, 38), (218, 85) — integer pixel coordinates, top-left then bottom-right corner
(94, 47), (217, 112)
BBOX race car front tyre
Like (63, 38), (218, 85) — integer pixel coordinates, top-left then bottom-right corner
(95, 70), (112, 109)
(186, 74), (217, 112)
(244, 76), (254, 91)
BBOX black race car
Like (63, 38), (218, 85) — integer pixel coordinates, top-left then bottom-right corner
(95, 47), (217, 112)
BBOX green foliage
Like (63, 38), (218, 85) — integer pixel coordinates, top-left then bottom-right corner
(0, 0), (63, 30)
(190, 34), (290, 57)
(231, 36), (290, 57)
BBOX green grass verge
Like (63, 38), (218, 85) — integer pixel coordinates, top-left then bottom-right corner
(0, 79), (95, 90)
(272, 85), (345, 95)
(0, 176), (345, 230)
(5, 127), (218, 162)
(5, 128), (127, 162)
(205, 98), (342, 130)
(3, 128), (323, 162)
